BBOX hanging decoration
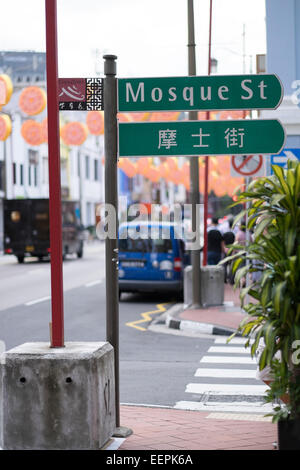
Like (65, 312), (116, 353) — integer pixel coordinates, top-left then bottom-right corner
(0, 114), (12, 141)
(0, 74), (13, 106)
(136, 157), (152, 177)
(19, 86), (47, 116)
(60, 121), (88, 146)
(118, 158), (137, 178)
(21, 120), (44, 146)
(117, 113), (133, 122)
(86, 111), (104, 135)
(146, 166), (160, 183)
(41, 118), (48, 143)
(148, 111), (180, 122)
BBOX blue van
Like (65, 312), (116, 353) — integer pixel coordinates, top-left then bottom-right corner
(118, 221), (190, 299)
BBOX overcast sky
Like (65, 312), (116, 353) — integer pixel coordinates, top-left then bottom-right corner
(1, 0), (266, 78)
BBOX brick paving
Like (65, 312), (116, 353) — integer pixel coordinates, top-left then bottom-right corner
(119, 405), (277, 450)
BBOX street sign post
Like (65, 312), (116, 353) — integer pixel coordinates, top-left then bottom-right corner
(118, 119), (285, 158)
(118, 74), (283, 112)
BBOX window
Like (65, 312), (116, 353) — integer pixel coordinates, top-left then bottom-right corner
(119, 237), (173, 254)
(0, 161), (4, 191)
(28, 149), (38, 164)
(77, 152), (81, 177)
(34, 165), (38, 186)
(13, 163), (17, 185)
(94, 159), (99, 181)
(20, 164), (24, 186)
(42, 157), (49, 183)
(85, 156), (90, 179)
(28, 165), (31, 186)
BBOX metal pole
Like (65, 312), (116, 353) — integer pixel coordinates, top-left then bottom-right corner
(45, 0), (64, 348)
(187, 0), (201, 307)
(203, 0), (213, 266)
(103, 54), (120, 428)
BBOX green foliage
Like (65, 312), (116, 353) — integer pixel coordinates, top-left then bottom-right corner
(222, 161), (300, 421)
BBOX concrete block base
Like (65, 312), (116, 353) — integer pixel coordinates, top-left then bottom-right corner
(1, 342), (115, 450)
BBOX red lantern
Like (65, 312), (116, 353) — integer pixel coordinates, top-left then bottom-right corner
(60, 122), (88, 146)
(21, 120), (44, 146)
(19, 86), (47, 116)
(86, 111), (104, 135)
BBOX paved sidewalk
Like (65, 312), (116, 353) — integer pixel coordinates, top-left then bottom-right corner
(111, 284), (278, 451)
(116, 405), (276, 451)
(115, 282), (277, 452)
(166, 283), (246, 336)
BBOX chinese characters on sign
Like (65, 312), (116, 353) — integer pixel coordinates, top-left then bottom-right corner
(58, 78), (103, 111)
(118, 120), (285, 157)
(157, 126), (246, 151)
(158, 130), (177, 150)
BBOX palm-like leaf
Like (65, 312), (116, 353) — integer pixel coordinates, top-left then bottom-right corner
(226, 161), (300, 420)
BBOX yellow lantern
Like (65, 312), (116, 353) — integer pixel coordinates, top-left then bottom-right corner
(0, 74), (13, 106)
(0, 114), (12, 141)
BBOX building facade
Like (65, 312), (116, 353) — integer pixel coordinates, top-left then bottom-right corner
(0, 50), (105, 250)
(262, 0), (300, 151)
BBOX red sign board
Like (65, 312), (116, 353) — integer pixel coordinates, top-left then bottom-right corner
(58, 78), (103, 111)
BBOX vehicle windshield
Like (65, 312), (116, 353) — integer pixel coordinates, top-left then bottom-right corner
(119, 237), (173, 254)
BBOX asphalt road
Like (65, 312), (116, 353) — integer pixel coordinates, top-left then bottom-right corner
(0, 241), (213, 407)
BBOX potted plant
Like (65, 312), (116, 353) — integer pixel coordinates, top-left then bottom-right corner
(223, 161), (300, 450)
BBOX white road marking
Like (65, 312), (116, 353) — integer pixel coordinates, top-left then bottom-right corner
(200, 355), (257, 364)
(207, 346), (250, 354)
(214, 337), (253, 345)
(104, 438), (125, 450)
(85, 280), (103, 287)
(194, 368), (257, 378)
(25, 296), (51, 306)
(174, 401), (274, 414)
(186, 383), (267, 395)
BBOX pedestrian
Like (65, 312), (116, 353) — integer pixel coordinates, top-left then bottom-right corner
(207, 217), (226, 265)
(222, 219), (236, 283)
(235, 222), (247, 246)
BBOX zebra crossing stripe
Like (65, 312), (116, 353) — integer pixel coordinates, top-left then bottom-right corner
(194, 368), (257, 378)
(200, 355), (257, 364)
(214, 337), (253, 345)
(174, 401), (274, 414)
(185, 383), (267, 395)
(207, 346), (250, 354)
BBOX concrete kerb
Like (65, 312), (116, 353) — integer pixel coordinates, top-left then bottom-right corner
(155, 302), (241, 337)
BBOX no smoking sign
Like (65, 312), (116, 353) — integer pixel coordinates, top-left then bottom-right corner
(231, 154), (265, 177)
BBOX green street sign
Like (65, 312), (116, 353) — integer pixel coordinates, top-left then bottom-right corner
(118, 74), (283, 112)
(118, 119), (285, 157)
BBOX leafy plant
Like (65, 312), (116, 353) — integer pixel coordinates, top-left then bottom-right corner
(222, 161), (300, 422)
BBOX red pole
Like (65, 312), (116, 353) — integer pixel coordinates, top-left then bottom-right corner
(203, 0), (213, 266)
(45, 0), (64, 347)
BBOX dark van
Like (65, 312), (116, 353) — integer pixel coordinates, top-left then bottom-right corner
(118, 221), (190, 298)
(3, 198), (84, 263)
